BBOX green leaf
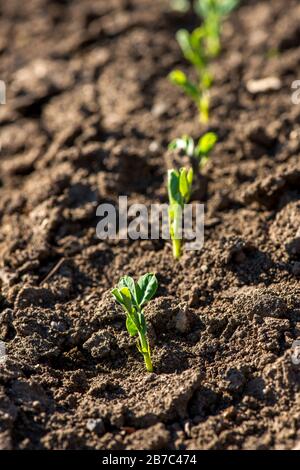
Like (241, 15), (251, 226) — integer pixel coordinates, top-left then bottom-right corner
(204, 15), (221, 57)
(118, 275), (141, 306)
(176, 29), (196, 65)
(176, 28), (206, 71)
(196, 132), (217, 157)
(168, 135), (215, 168)
(179, 168), (189, 199)
(187, 167), (194, 186)
(190, 27), (206, 47)
(126, 316), (138, 336)
(169, 70), (200, 101)
(111, 288), (123, 305)
(169, 69), (187, 86)
(168, 169), (181, 205)
(119, 287), (133, 313)
(179, 168), (193, 202)
(194, 0), (210, 17)
(168, 140), (178, 151)
(118, 275), (135, 292)
(137, 273), (158, 306)
(176, 29), (191, 55)
(218, 0), (239, 16)
(195, 0), (239, 18)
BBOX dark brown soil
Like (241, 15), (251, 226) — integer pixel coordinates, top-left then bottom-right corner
(0, 0), (300, 450)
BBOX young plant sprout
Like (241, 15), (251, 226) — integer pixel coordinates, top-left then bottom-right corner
(168, 167), (193, 260)
(169, 27), (212, 123)
(169, 131), (217, 170)
(111, 274), (158, 372)
(169, 1), (239, 122)
(195, 0), (240, 58)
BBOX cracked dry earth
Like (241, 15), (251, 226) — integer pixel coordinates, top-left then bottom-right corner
(0, 0), (300, 450)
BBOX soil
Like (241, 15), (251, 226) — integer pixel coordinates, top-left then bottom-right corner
(0, 0), (300, 451)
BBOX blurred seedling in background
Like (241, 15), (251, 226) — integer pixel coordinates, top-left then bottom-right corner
(168, 167), (193, 260)
(171, 0), (239, 53)
(169, 27), (212, 123)
(111, 274), (158, 372)
(169, 1), (239, 122)
(170, 0), (190, 12)
(195, 0), (240, 58)
(169, 131), (217, 171)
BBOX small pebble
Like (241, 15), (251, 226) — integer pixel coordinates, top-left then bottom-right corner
(149, 141), (159, 153)
(86, 418), (105, 435)
(246, 76), (281, 94)
(184, 421), (192, 437)
(151, 102), (167, 117)
(175, 308), (189, 333)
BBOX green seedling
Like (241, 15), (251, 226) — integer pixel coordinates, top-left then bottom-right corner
(169, 27), (212, 123)
(169, 69), (210, 123)
(111, 274), (158, 372)
(168, 167), (193, 260)
(169, 1), (239, 122)
(169, 131), (217, 170)
(195, 0), (239, 18)
(195, 0), (240, 57)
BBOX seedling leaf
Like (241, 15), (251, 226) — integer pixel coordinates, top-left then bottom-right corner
(119, 287), (133, 312)
(176, 28), (206, 71)
(196, 131), (218, 156)
(195, 0), (239, 18)
(169, 133), (217, 170)
(126, 316), (138, 336)
(169, 70), (200, 101)
(179, 168), (189, 199)
(111, 288), (123, 305)
(170, 1), (239, 121)
(118, 275), (141, 306)
(187, 167), (194, 186)
(138, 273), (158, 306)
(168, 169), (181, 205)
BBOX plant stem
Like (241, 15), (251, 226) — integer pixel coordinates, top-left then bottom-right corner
(138, 332), (153, 372)
(199, 93), (210, 124)
(144, 350), (153, 372)
(172, 238), (181, 260)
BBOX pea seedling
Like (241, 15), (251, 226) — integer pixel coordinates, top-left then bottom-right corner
(169, 27), (212, 123)
(169, 131), (217, 170)
(168, 167), (193, 259)
(195, 0), (240, 57)
(111, 274), (158, 372)
(169, 0), (239, 122)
